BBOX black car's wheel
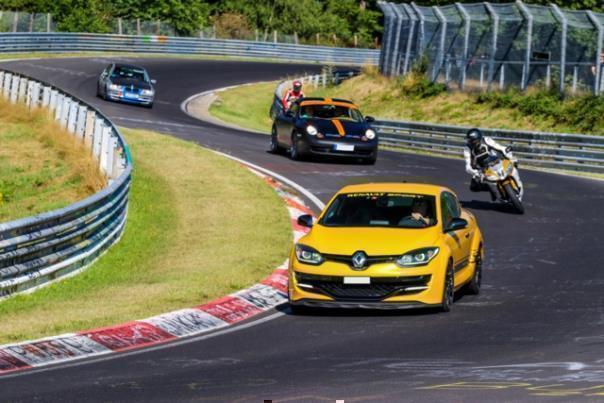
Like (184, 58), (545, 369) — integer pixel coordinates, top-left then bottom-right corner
(290, 134), (303, 161)
(440, 262), (455, 312)
(362, 153), (377, 165)
(269, 126), (282, 154)
(465, 246), (483, 295)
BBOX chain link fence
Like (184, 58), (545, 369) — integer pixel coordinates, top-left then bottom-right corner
(378, 1), (604, 95)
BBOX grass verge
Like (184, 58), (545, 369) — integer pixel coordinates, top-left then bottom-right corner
(0, 128), (292, 343)
(0, 98), (105, 222)
(207, 67), (604, 135)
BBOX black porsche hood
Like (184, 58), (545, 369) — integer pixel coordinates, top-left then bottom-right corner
(306, 118), (368, 137)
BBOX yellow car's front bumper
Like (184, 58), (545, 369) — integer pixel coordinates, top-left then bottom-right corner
(288, 256), (448, 310)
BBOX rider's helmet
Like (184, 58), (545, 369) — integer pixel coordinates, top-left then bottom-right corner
(293, 80), (302, 93)
(466, 128), (483, 150)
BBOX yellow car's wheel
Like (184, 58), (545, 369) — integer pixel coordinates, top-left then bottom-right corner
(465, 246), (483, 295)
(440, 262), (454, 312)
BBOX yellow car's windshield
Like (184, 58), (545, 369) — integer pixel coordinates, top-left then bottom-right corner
(320, 193), (437, 228)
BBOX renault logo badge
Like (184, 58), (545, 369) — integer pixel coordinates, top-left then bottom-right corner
(351, 251), (368, 270)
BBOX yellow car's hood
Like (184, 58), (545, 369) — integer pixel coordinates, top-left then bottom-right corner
(302, 224), (441, 256)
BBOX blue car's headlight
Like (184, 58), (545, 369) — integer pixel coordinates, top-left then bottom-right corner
(396, 247), (439, 267)
(141, 89), (154, 96)
(295, 244), (323, 265)
(108, 83), (120, 91)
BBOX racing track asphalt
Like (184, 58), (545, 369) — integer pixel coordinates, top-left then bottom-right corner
(2, 57), (604, 402)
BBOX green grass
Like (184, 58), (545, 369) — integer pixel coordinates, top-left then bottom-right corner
(207, 68), (604, 135)
(0, 99), (105, 222)
(209, 82), (276, 133)
(0, 128), (292, 343)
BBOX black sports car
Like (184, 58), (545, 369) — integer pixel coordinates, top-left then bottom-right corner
(97, 63), (156, 108)
(270, 97), (378, 164)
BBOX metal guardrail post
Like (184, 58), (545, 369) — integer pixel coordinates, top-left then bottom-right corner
(100, 126), (112, 174)
(433, 6), (447, 82)
(60, 96), (70, 128)
(84, 110), (96, 148)
(17, 77), (27, 103)
(93, 119), (103, 159)
(485, 3), (500, 91)
(42, 86), (51, 107)
(67, 101), (78, 133)
(31, 82), (41, 108)
(551, 4), (568, 94)
(586, 11), (603, 95)
(54, 92), (64, 119)
(517, 1), (533, 91)
(402, 4), (418, 75)
(456, 3), (471, 90)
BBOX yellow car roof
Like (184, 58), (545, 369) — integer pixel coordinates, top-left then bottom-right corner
(336, 182), (451, 196)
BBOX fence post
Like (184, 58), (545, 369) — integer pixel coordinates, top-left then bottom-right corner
(0, 72), (4, 93)
(60, 96), (70, 128)
(28, 13), (33, 33)
(41, 86), (51, 107)
(411, 3), (426, 57)
(76, 105), (87, 139)
(26, 80), (34, 107)
(433, 5), (447, 82)
(3, 73), (11, 98)
(49, 89), (58, 112)
(586, 11), (603, 95)
(136, 18), (141, 36)
(67, 102), (78, 133)
(485, 3), (500, 91)
(17, 77), (27, 103)
(402, 4), (418, 75)
(12, 12), (18, 33)
(572, 65), (578, 94)
(93, 119), (104, 158)
(456, 3), (471, 90)
(551, 4), (567, 94)
(377, 2), (395, 75)
(516, 1), (533, 91)
(54, 92), (64, 119)
(84, 111), (96, 149)
(118, 18), (123, 35)
(46, 13), (51, 32)
(390, 4), (405, 76)
(273, 30), (277, 43)
(499, 64), (505, 90)
(10, 75), (19, 103)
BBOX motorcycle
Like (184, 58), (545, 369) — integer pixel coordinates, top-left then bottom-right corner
(480, 154), (524, 214)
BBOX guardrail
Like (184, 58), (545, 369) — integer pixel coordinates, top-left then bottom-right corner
(0, 32), (379, 66)
(0, 69), (131, 299)
(271, 77), (604, 173)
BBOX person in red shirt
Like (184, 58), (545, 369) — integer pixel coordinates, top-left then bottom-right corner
(281, 80), (304, 110)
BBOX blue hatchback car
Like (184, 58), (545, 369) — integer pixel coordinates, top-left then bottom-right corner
(97, 63), (156, 108)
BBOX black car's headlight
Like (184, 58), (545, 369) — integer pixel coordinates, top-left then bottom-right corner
(306, 125), (318, 136)
(396, 247), (439, 267)
(295, 244), (323, 265)
(365, 129), (376, 140)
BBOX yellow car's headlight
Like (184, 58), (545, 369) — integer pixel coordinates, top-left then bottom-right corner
(295, 244), (323, 265)
(396, 247), (439, 267)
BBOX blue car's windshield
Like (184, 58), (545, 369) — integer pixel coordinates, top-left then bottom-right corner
(320, 192), (437, 228)
(111, 66), (148, 82)
(300, 105), (363, 122)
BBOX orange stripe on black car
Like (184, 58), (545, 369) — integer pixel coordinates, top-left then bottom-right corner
(332, 119), (345, 136)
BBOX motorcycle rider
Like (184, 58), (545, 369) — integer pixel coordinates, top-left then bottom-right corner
(464, 128), (523, 201)
(281, 80), (304, 110)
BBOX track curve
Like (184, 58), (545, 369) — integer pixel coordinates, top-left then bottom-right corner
(2, 57), (604, 402)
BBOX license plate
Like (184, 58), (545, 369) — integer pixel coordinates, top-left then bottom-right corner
(335, 144), (354, 152)
(344, 277), (370, 285)
(124, 92), (139, 99)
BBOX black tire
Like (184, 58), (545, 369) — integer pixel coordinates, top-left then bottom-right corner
(440, 262), (455, 312)
(289, 303), (308, 315)
(290, 133), (303, 161)
(465, 246), (483, 295)
(362, 153), (377, 165)
(503, 183), (524, 214)
(269, 126), (281, 154)
(145, 103), (153, 109)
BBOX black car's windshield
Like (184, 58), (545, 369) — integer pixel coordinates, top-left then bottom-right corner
(111, 66), (148, 82)
(300, 104), (363, 122)
(320, 192), (437, 228)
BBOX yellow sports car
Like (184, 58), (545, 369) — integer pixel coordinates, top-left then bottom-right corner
(289, 183), (484, 312)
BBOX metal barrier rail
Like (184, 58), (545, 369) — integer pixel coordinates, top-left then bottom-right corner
(271, 76), (604, 173)
(375, 120), (604, 173)
(0, 33), (380, 66)
(0, 69), (131, 299)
